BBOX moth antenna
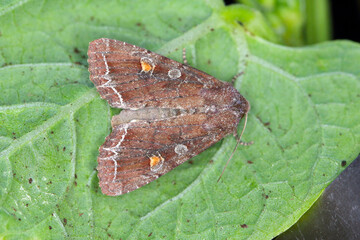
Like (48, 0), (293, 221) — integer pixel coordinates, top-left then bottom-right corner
(217, 112), (250, 182)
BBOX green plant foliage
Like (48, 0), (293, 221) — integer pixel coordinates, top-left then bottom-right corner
(0, 0), (359, 239)
(236, 0), (331, 46)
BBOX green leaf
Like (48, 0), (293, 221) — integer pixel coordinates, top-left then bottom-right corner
(0, 0), (359, 239)
(220, 4), (279, 43)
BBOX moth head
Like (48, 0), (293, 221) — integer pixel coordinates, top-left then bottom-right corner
(227, 86), (250, 116)
(235, 94), (250, 115)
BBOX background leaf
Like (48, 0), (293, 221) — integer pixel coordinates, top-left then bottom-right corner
(0, 0), (359, 239)
(235, 0), (332, 46)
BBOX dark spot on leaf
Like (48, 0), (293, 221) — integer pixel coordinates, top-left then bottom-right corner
(13, 136), (16, 139)
(247, 160), (253, 164)
(50, 131), (54, 134)
(63, 146), (66, 151)
(74, 181), (77, 186)
(12, 132), (15, 135)
(209, 159), (214, 164)
(210, 28), (214, 31)
(188, 160), (193, 164)
(207, 59), (211, 64)
(18, 218), (21, 221)
(13, 173), (16, 176)
(90, 16), (94, 21)
(75, 174), (77, 179)
(257, 116), (272, 132)
(178, 18), (182, 21)
(341, 160), (347, 167)
(265, 195), (269, 199)
(187, 219), (190, 222)
(339, 132), (342, 136)
(79, 213), (84, 217)
(47, 180), (52, 185)
(63, 218), (67, 225)
(13, 208), (17, 212)
(74, 62), (82, 65)
(237, 20), (244, 26)
(29, 178), (33, 184)
(323, 173), (326, 176)
(241, 224), (248, 228)
(308, 93), (312, 97)
(172, 180), (176, 185)
(148, 232), (153, 237)
(25, 203), (29, 207)
(74, 47), (80, 54)
(49, 226), (52, 230)
(136, 22), (142, 26)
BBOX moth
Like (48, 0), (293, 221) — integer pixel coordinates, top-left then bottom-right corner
(88, 38), (250, 196)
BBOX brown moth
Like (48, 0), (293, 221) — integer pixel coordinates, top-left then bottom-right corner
(87, 38), (250, 196)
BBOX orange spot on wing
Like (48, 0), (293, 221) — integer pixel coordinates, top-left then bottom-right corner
(141, 61), (153, 72)
(150, 155), (161, 167)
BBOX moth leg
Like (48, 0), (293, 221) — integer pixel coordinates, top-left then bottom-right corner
(234, 134), (253, 146)
(182, 48), (188, 65)
(231, 72), (244, 85)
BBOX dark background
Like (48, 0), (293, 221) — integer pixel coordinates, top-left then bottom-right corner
(331, 0), (360, 42)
